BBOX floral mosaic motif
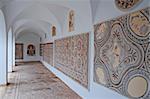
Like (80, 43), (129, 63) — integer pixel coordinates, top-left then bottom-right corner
(54, 33), (89, 88)
(94, 7), (150, 99)
(115, 0), (143, 11)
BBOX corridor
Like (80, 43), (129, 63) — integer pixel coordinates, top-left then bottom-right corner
(0, 62), (81, 99)
(0, 0), (149, 99)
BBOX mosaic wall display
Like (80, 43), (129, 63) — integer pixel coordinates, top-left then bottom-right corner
(115, 0), (143, 11)
(43, 43), (53, 66)
(94, 7), (150, 99)
(54, 33), (89, 88)
(15, 43), (23, 59)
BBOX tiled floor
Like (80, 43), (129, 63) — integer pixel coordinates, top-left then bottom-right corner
(0, 62), (81, 99)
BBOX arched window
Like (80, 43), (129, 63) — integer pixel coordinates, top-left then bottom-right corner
(27, 44), (35, 56)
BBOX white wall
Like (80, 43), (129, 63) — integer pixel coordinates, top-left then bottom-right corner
(0, 10), (7, 85)
(8, 28), (13, 72)
(52, 0), (93, 40)
(16, 33), (41, 62)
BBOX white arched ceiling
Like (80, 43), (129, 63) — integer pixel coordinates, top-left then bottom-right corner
(15, 23), (47, 39)
(1, 0), (93, 40)
(17, 30), (41, 40)
(45, 4), (69, 32)
(1, 1), (71, 41)
(12, 4), (61, 38)
(13, 19), (51, 39)
(1, 1), (34, 31)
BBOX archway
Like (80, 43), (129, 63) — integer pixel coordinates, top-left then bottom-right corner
(0, 9), (7, 85)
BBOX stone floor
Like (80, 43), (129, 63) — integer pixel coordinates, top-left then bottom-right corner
(0, 62), (81, 99)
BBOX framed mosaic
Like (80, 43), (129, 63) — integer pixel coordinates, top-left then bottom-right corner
(54, 33), (89, 88)
(27, 44), (36, 56)
(15, 43), (23, 59)
(52, 26), (56, 36)
(68, 10), (75, 32)
(115, 0), (143, 11)
(40, 44), (44, 56)
(43, 43), (53, 66)
(94, 7), (150, 99)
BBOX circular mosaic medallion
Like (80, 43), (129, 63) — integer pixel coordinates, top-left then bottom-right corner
(94, 21), (110, 45)
(129, 11), (150, 37)
(115, 0), (143, 11)
(96, 67), (106, 85)
(123, 70), (150, 98)
(127, 76), (148, 97)
(125, 8), (150, 44)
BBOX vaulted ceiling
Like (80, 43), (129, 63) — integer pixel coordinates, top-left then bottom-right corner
(1, 0), (147, 40)
(0, 0), (104, 40)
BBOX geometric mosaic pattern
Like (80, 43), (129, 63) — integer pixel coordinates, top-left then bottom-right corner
(43, 43), (53, 66)
(54, 33), (89, 88)
(94, 7), (150, 99)
(115, 0), (143, 11)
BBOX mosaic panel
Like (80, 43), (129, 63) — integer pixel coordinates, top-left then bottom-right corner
(40, 44), (44, 56)
(94, 7), (150, 99)
(52, 26), (56, 37)
(115, 0), (143, 11)
(27, 44), (35, 56)
(15, 43), (23, 59)
(43, 43), (53, 66)
(68, 10), (75, 32)
(54, 33), (89, 88)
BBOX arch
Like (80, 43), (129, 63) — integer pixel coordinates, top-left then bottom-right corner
(0, 9), (7, 85)
(11, 4), (62, 38)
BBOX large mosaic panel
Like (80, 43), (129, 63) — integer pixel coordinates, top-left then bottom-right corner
(43, 43), (53, 66)
(54, 33), (89, 88)
(94, 7), (150, 99)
